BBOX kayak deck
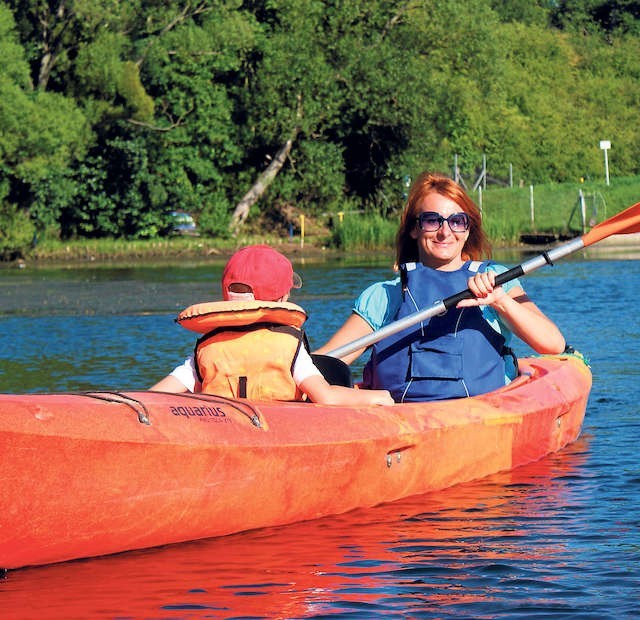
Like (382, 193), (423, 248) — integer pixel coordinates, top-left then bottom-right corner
(0, 354), (591, 570)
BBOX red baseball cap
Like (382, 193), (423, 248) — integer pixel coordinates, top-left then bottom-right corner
(222, 245), (302, 301)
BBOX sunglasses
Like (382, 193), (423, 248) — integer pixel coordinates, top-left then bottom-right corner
(416, 211), (470, 233)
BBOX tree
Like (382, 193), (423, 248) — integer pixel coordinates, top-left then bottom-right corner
(550, 0), (640, 35)
(0, 3), (90, 248)
(3, 0), (640, 250)
(229, 0), (428, 229)
(6, 0), (260, 238)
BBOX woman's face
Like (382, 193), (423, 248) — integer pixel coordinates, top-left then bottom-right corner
(410, 192), (470, 270)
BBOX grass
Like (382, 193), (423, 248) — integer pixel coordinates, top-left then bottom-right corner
(480, 176), (640, 244)
(329, 214), (397, 251)
(29, 232), (309, 262)
(20, 176), (640, 262)
(333, 176), (640, 250)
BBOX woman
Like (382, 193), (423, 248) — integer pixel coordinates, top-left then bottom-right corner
(316, 172), (565, 402)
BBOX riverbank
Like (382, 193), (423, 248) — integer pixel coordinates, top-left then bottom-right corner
(4, 230), (640, 270)
(10, 234), (329, 264)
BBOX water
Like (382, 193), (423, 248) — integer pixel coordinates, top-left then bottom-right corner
(0, 253), (639, 618)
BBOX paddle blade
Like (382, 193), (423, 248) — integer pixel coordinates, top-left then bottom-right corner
(582, 201), (640, 247)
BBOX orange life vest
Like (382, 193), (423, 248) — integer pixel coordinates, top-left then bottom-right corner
(176, 301), (307, 401)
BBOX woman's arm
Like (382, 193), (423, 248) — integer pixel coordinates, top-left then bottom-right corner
(460, 271), (566, 354)
(315, 278), (400, 363)
(313, 313), (374, 364)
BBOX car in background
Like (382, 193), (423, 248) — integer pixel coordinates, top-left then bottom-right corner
(170, 211), (198, 235)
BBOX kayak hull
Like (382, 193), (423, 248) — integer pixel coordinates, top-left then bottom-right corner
(0, 355), (591, 570)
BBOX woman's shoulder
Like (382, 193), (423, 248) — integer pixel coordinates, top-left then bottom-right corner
(354, 276), (402, 330)
(357, 276), (402, 303)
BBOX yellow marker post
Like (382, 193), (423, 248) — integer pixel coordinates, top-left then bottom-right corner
(300, 214), (305, 249)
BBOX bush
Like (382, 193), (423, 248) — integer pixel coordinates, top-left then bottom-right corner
(0, 203), (35, 260)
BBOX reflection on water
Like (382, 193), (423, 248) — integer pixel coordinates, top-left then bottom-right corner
(1, 439), (614, 620)
(1, 256), (639, 618)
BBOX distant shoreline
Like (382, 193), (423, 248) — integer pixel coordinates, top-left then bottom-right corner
(4, 233), (639, 270)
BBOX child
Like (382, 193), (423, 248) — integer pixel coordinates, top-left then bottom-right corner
(151, 245), (393, 406)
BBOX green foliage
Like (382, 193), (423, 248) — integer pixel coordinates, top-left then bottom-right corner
(490, 0), (550, 26)
(74, 30), (129, 99)
(2, 0), (640, 256)
(0, 202), (35, 260)
(329, 212), (397, 251)
(0, 4), (30, 86)
(0, 7), (90, 184)
(197, 191), (233, 238)
(118, 61), (155, 121)
(271, 140), (346, 212)
(550, 0), (640, 35)
(1, 85), (90, 183)
(477, 176), (640, 243)
(55, 137), (168, 239)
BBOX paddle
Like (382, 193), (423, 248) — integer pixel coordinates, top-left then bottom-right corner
(327, 201), (640, 359)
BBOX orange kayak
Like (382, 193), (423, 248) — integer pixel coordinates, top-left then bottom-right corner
(0, 354), (591, 570)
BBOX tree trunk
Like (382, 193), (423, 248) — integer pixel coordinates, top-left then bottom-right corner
(37, 0), (68, 91)
(229, 135), (296, 232)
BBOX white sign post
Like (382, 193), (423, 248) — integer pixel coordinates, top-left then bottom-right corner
(599, 140), (611, 186)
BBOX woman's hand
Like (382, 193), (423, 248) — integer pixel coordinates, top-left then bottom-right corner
(313, 313), (374, 365)
(458, 270), (566, 354)
(457, 270), (506, 308)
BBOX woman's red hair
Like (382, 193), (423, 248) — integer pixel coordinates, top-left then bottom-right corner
(396, 171), (492, 266)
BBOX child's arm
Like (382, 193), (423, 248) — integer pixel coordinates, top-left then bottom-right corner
(150, 355), (197, 392)
(299, 374), (394, 406)
(150, 374), (190, 392)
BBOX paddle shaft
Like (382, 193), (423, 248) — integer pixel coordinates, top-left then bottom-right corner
(326, 237), (585, 359)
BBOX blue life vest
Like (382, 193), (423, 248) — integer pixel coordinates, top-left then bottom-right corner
(363, 261), (508, 402)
